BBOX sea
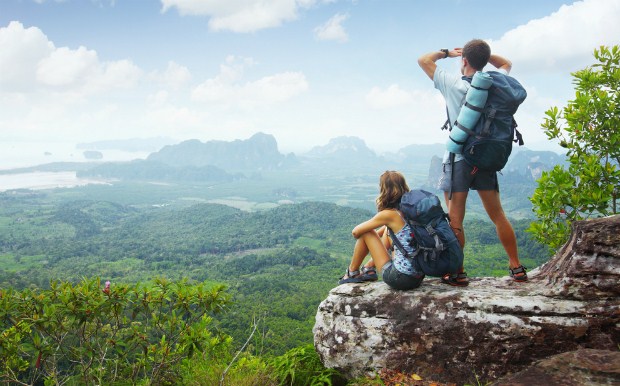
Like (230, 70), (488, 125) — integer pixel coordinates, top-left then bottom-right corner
(0, 141), (149, 192)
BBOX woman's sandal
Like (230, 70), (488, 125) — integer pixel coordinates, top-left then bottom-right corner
(441, 272), (469, 287)
(338, 268), (364, 284)
(359, 266), (378, 282)
(509, 265), (528, 282)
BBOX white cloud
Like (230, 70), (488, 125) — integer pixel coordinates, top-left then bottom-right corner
(314, 13), (349, 42)
(160, 0), (317, 33)
(37, 46), (98, 87)
(366, 84), (415, 109)
(0, 21), (141, 95)
(0, 21), (54, 91)
(149, 61), (192, 89)
(483, 0), (620, 152)
(94, 59), (142, 91)
(356, 82), (452, 151)
(0, 21), (145, 143)
(191, 56), (308, 107)
(490, 0), (620, 73)
(147, 90), (169, 107)
(247, 72), (308, 102)
(143, 104), (204, 132)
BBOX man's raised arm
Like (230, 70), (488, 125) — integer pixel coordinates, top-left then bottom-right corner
(488, 54), (512, 73)
(418, 48), (462, 80)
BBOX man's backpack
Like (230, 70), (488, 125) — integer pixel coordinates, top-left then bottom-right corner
(388, 189), (464, 277)
(449, 71), (527, 172)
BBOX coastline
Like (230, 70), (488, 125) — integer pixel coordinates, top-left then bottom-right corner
(0, 141), (148, 191)
(0, 171), (113, 192)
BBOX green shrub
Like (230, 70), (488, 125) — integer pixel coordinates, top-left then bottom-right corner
(181, 354), (278, 386)
(270, 344), (344, 386)
(0, 277), (230, 385)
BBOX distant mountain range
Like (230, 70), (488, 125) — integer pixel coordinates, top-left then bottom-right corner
(15, 132), (566, 186)
(147, 133), (298, 172)
(305, 136), (379, 162)
(504, 148), (567, 180)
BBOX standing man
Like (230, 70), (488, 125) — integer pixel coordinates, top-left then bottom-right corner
(418, 39), (527, 285)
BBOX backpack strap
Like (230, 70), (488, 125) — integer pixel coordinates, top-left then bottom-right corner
(441, 106), (451, 131)
(387, 226), (423, 272)
(481, 108), (496, 137)
(388, 222), (446, 269)
(454, 121), (477, 137)
(387, 226), (407, 256)
(513, 120), (525, 146)
(443, 85), (469, 201)
(441, 90), (468, 132)
(424, 224), (445, 251)
(448, 152), (455, 200)
(463, 100), (484, 113)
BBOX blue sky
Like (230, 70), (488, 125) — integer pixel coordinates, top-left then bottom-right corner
(1, 0), (619, 158)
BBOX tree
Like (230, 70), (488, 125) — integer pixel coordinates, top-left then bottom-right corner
(0, 277), (231, 385)
(529, 45), (620, 250)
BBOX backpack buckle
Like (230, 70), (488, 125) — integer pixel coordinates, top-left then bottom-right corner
(441, 119), (451, 131)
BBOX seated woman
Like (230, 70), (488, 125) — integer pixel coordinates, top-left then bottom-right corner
(338, 170), (424, 290)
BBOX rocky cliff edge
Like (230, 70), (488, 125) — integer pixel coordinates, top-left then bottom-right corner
(313, 215), (620, 384)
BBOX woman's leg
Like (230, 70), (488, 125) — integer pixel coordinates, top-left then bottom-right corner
(349, 230), (391, 272)
(362, 226), (391, 270)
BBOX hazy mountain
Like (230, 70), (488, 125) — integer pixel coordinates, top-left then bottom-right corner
(423, 148), (567, 217)
(383, 143), (446, 165)
(77, 137), (177, 152)
(4, 133), (567, 191)
(301, 136), (383, 172)
(77, 159), (236, 183)
(305, 136), (378, 159)
(147, 132), (297, 172)
(83, 150), (103, 160)
(505, 148), (568, 180)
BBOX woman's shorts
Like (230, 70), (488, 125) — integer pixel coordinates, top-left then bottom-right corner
(382, 262), (424, 290)
(439, 160), (498, 192)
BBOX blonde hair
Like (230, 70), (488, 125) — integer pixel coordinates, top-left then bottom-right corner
(376, 171), (409, 211)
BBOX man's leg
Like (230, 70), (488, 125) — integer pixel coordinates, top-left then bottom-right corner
(445, 190), (468, 284)
(477, 189), (525, 278)
(444, 191), (468, 249)
(440, 160), (469, 282)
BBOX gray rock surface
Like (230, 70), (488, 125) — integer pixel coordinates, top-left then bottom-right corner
(490, 348), (620, 386)
(313, 215), (620, 384)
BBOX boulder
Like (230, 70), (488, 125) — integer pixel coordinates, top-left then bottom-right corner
(490, 348), (620, 386)
(313, 215), (620, 384)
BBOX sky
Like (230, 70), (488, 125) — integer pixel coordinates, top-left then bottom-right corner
(1, 0), (619, 161)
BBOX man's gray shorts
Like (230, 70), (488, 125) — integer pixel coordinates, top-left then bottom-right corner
(439, 160), (499, 193)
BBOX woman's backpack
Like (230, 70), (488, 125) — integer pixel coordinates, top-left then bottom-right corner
(388, 189), (464, 277)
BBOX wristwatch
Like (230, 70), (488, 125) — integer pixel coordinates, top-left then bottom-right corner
(440, 48), (449, 58)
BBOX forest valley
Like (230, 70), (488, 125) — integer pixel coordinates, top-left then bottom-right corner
(0, 183), (550, 385)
